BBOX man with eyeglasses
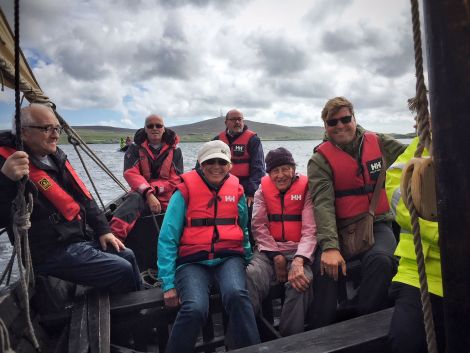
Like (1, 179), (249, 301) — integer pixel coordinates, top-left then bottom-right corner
(307, 96), (406, 328)
(109, 114), (183, 269)
(247, 147), (316, 337)
(0, 104), (141, 294)
(215, 109), (265, 208)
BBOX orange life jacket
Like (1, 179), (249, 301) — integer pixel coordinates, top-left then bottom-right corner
(136, 140), (179, 206)
(0, 146), (92, 221)
(315, 132), (390, 219)
(261, 174), (308, 242)
(176, 170), (244, 265)
(218, 129), (256, 177)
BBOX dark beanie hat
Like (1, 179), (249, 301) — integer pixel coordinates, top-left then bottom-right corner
(265, 147), (296, 172)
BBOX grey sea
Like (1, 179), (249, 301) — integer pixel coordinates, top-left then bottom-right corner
(0, 139), (411, 284)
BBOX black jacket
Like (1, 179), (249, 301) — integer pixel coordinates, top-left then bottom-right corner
(0, 132), (110, 264)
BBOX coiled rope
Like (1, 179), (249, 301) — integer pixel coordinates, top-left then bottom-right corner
(406, 0), (437, 352)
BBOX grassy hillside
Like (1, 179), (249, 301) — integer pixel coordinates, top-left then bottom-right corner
(55, 117), (414, 144)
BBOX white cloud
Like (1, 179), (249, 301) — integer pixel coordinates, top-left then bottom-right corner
(0, 0), (421, 133)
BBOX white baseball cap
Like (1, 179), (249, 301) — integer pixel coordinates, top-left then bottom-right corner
(198, 140), (232, 164)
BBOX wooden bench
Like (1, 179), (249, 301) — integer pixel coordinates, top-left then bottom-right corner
(231, 307), (394, 353)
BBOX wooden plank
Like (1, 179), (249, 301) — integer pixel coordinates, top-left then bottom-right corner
(68, 296), (89, 353)
(109, 287), (164, 314)
(231, 307), (394, 353)
(87, 291), (110, 353)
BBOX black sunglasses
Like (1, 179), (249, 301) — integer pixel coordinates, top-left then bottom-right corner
(203, 158), (229, 166)
(326, 115), (353, 127)
(146, 123), (164, 129)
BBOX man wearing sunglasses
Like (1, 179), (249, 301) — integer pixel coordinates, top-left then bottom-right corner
(307, 96), (406, 328)
(0, 104), (141, 294)
(110, 114), (183, 269)
(215, 109), (265, 208)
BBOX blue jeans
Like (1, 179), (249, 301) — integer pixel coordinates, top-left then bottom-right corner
(35, 241), (141, 294)
(165, 257), (260, 353)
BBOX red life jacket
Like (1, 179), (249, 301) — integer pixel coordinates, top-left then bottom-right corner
(316, 132), (390, 219)
(0, 146), (92, 221)
(136, 140), (179, 207)
(261, 174), (308, 242)
(218, 129), (256, 177)
(176, 170), (244, 265)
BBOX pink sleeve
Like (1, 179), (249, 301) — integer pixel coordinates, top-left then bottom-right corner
(251, 186), (280, 252)
(295, 193), (317, 262)
(123, 164), (152, 194)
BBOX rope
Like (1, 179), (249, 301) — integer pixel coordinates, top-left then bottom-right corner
(0, 318), (15, 353)
(56, 113), (128, 194)
(408, 1), (437, 352)
(405, 181), (438, 353)
(70, 139), (106, 210)
(10, 1), (40, 349)
(140, 268), (162, 289)
(410, 0), (432, 157)
(12, 192), (40, 350)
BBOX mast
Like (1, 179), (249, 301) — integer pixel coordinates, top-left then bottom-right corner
(423, 0), (470, 351)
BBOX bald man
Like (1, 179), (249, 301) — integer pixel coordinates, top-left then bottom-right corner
(215, 109), (265, 207)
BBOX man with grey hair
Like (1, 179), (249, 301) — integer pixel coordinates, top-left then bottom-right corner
(0, 104), (141, 294)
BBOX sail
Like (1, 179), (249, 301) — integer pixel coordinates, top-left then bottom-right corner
(0, 7), (50, 104)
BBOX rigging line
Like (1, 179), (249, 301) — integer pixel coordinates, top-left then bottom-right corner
(59, 121), (128, 191)
(12, 1), (40, 349)
(71, 142), (106, 210)
(75, 142), (127, 191)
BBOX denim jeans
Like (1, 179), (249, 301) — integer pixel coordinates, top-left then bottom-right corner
(35, 241), (141, 294)
(165, 257), (260, 353)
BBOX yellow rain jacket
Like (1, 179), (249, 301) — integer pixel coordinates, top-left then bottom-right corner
(386, 137), (442, 297)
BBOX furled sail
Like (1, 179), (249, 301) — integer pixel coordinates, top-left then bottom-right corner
(0, 7), (50, 104)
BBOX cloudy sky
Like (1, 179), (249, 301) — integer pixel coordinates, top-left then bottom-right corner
(0, 0), (423, 133)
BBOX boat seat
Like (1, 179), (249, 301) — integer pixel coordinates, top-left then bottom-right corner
(230, 307), (394, 353)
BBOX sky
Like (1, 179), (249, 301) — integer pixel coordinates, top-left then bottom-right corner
(0, 0), (424, 133)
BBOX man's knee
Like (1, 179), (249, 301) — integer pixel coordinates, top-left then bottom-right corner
(363, 252), (396, 276)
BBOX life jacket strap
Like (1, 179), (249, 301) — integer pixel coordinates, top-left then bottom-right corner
(268, 214), (302, 222)
(335, 184), (376, 197)
(188, 217), (237, 227)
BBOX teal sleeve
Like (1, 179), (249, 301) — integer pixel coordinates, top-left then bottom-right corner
(157, 190), (186, 292)
(238, 194), (253, 263)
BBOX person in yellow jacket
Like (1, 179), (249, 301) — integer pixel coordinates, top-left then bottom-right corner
(386, 137), (446, 353)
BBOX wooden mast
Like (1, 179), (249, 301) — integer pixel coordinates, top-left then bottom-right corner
(423, 0), (470, 351)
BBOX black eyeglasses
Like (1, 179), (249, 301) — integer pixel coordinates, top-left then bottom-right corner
(325, 115), (353, 127)
(24, 125), (63, 135)
(203, 158), (230, 166)
(227, 117), (243, 122)
(146, 123), (164, 129)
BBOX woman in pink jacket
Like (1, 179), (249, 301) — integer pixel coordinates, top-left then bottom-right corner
(246, 147), (317, 336)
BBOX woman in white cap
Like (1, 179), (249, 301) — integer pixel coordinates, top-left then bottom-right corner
(157, 140), (260, 353)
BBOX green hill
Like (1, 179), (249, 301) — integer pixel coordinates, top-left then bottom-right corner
(55, 117), (414, 144)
